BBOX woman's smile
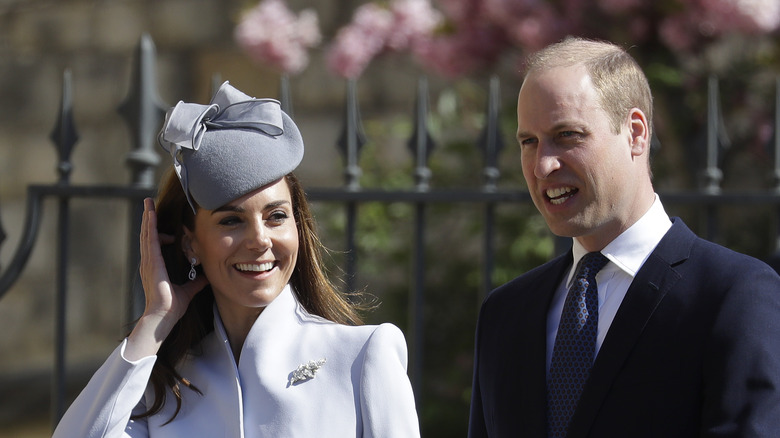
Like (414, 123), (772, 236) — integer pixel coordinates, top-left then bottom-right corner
(184, 177), (299, 317)
(234, 262), (276, 273)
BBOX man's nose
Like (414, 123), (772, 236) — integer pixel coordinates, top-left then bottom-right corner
(534, 141), (561, 179)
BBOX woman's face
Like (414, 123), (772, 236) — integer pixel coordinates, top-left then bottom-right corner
(184, 178), (299, 318)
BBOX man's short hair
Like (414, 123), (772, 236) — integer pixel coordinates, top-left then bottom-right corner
(522, 36), (653, 137)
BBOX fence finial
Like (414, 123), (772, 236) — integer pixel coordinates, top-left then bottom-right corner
(408, 76), (435, 191)
(118, 33), (165, 189)
(477, 75), (503, 191)
(337, 78), (366, 191)
(700, 75), (727, 194)
(50, 69), (78, 184)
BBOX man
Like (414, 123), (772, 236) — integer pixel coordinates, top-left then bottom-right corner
(468, 37), (780, 437)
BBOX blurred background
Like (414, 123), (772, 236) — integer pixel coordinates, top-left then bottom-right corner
(1, 0), (779, 436)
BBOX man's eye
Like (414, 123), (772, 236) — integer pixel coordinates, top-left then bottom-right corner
(558, 130), (582, 139)
(520, 138), (537, 147)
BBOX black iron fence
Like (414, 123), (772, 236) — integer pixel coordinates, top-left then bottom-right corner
(2, 35), (780, 431)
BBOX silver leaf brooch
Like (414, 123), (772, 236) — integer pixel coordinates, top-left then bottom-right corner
(289, 358), (327, 385)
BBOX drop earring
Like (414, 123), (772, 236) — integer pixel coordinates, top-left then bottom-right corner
(188, 258), (197, 281)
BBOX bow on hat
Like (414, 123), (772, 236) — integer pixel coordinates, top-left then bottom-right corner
(158, 82), (286, 212)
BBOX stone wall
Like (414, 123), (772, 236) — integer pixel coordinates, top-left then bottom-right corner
(0, 0), (425, 431)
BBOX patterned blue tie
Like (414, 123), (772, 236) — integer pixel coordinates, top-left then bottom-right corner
(547, 251), (609, 438)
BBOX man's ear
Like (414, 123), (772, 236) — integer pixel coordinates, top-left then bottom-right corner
(628, 107), (650, 158)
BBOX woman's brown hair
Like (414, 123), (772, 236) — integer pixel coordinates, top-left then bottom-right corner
(132, 167), (364, 423)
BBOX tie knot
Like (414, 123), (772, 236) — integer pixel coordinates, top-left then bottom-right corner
(577, 252), (609, 279)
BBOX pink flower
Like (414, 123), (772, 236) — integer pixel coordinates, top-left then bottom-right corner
(657, 0), (780, 53)
(388, 0), (443, 50)
(701, 0), (780, 33)
(504, 4), (562, 51)
(234, 0), (321, 75)
(413, 35), (475, 79)
(326, 3), (393, 79)
(480, 0), (563, 52)
(435, 0), (482, 24)
(738, 0), (780, 32)
(326, 0), (442, 79)
(412, 21), (508, 78)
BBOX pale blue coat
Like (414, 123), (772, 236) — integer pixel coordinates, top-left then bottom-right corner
(53, 285), (420, 437)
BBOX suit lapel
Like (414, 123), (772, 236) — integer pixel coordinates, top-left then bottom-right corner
(567, 219), (695, 437)
(516, 254), (572, 436)
(483, 252), (571, 437)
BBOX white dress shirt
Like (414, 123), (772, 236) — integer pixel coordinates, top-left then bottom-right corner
(546, 195), (672, 369)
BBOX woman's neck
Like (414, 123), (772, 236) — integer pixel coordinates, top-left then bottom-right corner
(214, 301), (263, 363)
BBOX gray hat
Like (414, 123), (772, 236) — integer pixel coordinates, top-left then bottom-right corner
(158, 81), (304, 212)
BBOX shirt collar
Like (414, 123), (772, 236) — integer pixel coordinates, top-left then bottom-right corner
(568, 194), (671, 284)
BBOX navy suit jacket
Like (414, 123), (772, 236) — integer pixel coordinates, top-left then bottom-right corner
(469, 218), (780, 437)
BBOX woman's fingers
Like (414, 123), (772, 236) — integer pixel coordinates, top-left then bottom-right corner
(140, 199), (174, 310)
(139, 198), (204, 322)
(158, 232), (175, 245)
(128, 199), (205, 357)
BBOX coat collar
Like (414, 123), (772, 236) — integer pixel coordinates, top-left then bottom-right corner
(212, 284), (324, 369)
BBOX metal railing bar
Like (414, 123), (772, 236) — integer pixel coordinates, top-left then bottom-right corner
(306, 188), (780, 205)
(26, 184), (155, 199)
(0, 189), (44, 298)
(306, 188), (531, 203)
(52, 197), (69, 426)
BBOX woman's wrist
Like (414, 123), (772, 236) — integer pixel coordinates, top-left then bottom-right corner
(124, 313), (175, 361)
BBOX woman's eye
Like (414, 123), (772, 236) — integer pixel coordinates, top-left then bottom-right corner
(218, 216), (241, 226)
(268, 211), (289, 222)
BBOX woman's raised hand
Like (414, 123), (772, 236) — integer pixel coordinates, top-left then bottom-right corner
(125, 198), (208, 361)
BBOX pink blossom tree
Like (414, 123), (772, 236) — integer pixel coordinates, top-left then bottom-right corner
(326, 0), (444, 78)
(320, 0), (780, 195)
(234, 0), (779, 80)
(322, 0), (779, 79)
(234, 0), (321, 75)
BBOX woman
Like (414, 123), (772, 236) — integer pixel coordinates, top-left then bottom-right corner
(53, 82), (420, 437)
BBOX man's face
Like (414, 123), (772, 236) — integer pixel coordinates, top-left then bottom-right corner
(517, 64), (648, 251)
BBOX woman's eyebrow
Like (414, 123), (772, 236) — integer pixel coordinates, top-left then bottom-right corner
(210, 200), (290, 215)
(211, 204), (243, 215)
(263, 200), (291, 210)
